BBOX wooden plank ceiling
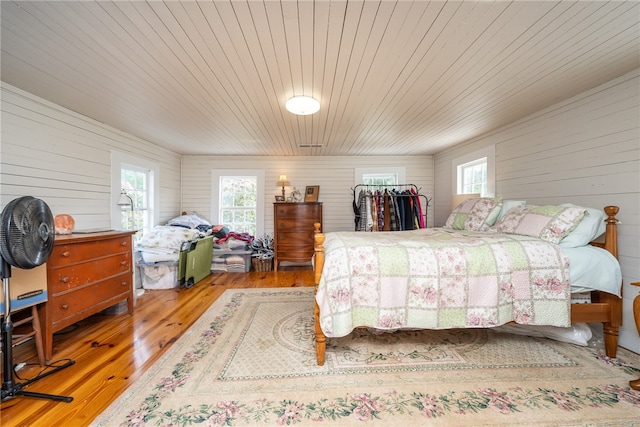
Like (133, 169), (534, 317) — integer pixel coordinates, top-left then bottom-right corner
(1, 1), (638, 156)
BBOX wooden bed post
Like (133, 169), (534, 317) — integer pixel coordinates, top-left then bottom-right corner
(313, 223), (326, 366)
(566, 206), (622, 358)
(603, 206), (619, 258)
(594, 206), (622, 358)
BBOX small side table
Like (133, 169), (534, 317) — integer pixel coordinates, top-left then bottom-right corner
(631, 281), (640, 391)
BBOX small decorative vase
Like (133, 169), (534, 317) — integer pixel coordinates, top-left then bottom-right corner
(291, 188), (302, 202)
(54, 214), (75, 234)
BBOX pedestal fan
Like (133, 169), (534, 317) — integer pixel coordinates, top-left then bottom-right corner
(1, 196), (74, 402)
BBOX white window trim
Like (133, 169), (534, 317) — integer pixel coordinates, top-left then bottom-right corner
(211, 169), (265, 237)
(111, 150), (160, 229)
(451, 145), (495, 197)
(354, 167), (406, 185)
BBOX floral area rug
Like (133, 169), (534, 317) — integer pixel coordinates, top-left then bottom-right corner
(92, 288), (640, 426)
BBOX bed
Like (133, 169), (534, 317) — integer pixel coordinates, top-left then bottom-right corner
(312, 202), (622, 366)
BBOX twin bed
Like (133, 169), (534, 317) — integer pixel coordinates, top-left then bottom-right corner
(312, 200), (622, 366)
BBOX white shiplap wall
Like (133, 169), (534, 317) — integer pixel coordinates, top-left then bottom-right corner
(433, 69), (640, 353)
(0, 82), (182, 227)
(181, 155), (434, 234)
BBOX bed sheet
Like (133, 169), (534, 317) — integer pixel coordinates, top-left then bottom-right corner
(562, 245), (621, 296)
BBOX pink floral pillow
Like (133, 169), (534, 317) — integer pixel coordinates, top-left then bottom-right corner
(493, 205), (587, 243)
(445, 198), (502, 231)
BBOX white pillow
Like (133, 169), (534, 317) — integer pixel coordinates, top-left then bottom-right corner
(558, 204), (607, 248)
(167, 213), (211, 229)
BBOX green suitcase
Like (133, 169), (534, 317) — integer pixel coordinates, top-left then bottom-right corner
(178, 235), (213, 288)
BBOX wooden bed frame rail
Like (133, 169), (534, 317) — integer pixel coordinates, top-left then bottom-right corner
(312, 206), (622, 366)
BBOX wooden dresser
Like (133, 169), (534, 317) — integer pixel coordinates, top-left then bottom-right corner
(274, 202), (322, 270)
(39, 230), (136, 362)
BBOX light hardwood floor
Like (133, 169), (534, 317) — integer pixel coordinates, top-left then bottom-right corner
(1, 269), (315, 426)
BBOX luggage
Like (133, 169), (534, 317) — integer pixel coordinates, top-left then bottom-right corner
(178, 235), (213, 288)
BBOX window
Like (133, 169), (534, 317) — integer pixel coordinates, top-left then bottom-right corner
(362, 173), (398, 186)
(459, 158), (487, 195)
(355, 167), (406, 186)
(111, 150), (159, 238)
(211, 170), (265, 237)
(220, 176), (257, 235)
(452, 145), (495, 197)
(120, 165), (151, 234)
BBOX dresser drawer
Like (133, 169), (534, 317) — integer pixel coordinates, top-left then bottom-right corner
(49, 236), (131, 267)
(275, 203), (322, 218)
(48, 253), (131, 294)
(49, 275), (131, 326)
(276, 231), (314, 246)
(275, 217), (319, 231)
(275, 247), (314, 262)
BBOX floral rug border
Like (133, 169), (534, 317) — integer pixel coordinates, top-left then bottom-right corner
(94, 289), (640, 426)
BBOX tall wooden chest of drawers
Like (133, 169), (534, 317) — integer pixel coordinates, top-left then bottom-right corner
(39, 230), (136, 362)
(273, 202), (322, 270)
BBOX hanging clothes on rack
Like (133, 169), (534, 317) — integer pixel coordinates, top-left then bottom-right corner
(351, 184), (430, 232)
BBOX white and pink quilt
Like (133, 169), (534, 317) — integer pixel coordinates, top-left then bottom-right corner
(315, 228), (572, 338)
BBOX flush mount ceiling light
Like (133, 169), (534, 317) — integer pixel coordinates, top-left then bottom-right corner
(285, 96), (320, 115)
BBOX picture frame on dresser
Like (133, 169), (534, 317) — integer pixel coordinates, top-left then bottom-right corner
(304, 186), (319, 202)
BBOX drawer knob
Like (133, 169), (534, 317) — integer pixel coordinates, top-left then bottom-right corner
(120, 261), (127, 266)
(61, 251), (70, 258)
(61, 304), (69, 310)
(60, 276), (69, 284)
(121, 281), (127, 287)
(120, 241), (127, 246)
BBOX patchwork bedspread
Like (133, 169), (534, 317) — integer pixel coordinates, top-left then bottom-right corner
(315, 228), (571, 338)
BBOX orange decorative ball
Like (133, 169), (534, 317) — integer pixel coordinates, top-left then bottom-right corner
(54, 214), (75, 234)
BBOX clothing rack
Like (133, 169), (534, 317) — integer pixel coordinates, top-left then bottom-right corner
(352, 184), (430, 232)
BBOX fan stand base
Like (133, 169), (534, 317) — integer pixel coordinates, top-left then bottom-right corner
(2, 318), (75, 403)
(1, 365), (76, 403)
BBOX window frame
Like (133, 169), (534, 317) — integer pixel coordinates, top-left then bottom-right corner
(211, 169), (265, 237)
(120, 165), (151, 232)
(354, 167), (406, 186)
(451, 145), (495, 197)
(111, 150), (159, 232)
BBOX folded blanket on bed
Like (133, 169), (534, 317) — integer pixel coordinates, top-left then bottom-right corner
(316, 228), (571, 338)
(136, 225), (203, 263)
(137, 225), (201, 251)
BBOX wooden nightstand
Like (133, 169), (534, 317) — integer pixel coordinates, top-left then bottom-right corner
(273, 202), (322, 270)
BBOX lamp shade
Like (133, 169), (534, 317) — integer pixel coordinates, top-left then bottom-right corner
(117, 190), (133, 211)
(285, 96), (320, 115)
(451, 193), (481, 211)
(277, 175), (290, 185)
